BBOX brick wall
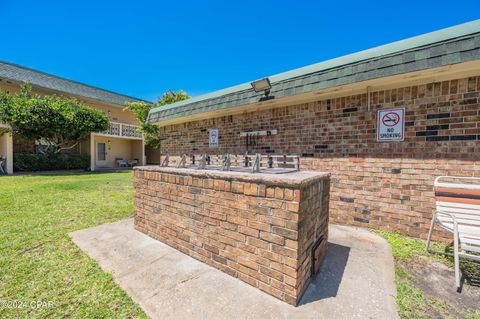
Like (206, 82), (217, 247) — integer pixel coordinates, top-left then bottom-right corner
(134, 167), (329, 305)
(158, 76), (480, 240)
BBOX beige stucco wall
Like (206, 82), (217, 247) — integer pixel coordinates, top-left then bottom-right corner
(0, 80), (21, 95)
(0, 78), (144, 172)
(0, 131), (13, 174)
(88, 101), (138, 125)
(131, 139), (144, 164)
(92, 135), (143, 168)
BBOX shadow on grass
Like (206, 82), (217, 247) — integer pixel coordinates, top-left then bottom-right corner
(443, 243), (480, 289)
(426, 242), (480, 292)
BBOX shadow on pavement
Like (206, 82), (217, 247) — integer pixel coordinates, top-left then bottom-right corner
(299, 242), (350, 305)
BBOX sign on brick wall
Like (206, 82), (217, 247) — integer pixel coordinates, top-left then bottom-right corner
(377, 108), (405, 142)
(209, 128), (219, 148)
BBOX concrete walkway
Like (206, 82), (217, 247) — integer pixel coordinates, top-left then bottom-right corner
(71, 219), (398, 319)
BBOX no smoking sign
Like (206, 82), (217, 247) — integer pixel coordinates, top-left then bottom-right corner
(377, 108), (405, 141)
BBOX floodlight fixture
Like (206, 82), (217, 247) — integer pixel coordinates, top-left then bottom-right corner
(251, 77), (272, 97)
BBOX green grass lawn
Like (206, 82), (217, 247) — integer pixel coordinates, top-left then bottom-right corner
(0, 171), (147, 319)
(376, 230), (480, 319)
(1, 171), (478, 319)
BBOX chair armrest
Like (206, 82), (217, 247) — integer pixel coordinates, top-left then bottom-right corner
(437, 210), (458, 220)
(436, 211), (459, 234)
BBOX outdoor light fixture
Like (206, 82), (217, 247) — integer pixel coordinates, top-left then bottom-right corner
(251, 78), (273, 101)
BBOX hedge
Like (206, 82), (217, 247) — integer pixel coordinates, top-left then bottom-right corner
(13, 153), (90, 172)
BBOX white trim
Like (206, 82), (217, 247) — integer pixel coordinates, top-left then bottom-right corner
(141, 138), (145, 166)
(90, 133), (95, 171)
(100, 121), (143, 139)
(6, 133), (13, 174)
(92, 132), (143, 141)
(240, 129), (277, 137)
(95, 141), (108, 167)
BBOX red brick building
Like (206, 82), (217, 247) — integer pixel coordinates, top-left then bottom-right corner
(147, 20), (480, 240)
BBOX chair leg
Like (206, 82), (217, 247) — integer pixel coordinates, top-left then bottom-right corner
(453, 227), (461, 291)
(426, 214), (436, 252)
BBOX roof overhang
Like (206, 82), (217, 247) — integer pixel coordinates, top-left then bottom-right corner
(148, 19), (480, 127)
(0, 61), (151, 107)
(0, 78), (129, 108)
(151, 60), (480, 127)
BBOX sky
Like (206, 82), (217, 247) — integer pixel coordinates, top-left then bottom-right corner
(0, 1), (478, 102)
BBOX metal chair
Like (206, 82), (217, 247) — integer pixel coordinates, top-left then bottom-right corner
(426, 176), (480, 291)
(129, 159), (139, 167)
(116, 158), (129, 168)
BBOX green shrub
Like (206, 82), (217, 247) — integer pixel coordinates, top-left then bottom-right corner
(13, 153), (90, 171)
(0, 85), (109, 154)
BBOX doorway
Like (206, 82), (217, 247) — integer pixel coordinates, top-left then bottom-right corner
(96, 142), (108, 167)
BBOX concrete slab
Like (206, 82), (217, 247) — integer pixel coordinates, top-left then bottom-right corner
(71, 219), (398, 319)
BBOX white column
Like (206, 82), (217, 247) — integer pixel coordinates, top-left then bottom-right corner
(141, 138), (146, 166)
(90, 133), (95, 171)
(6, 133), (13, 174)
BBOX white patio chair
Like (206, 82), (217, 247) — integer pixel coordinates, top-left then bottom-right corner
(128, 159), (139, 167)
(116, 158), (129, 168)
(426, 176), (480, 291)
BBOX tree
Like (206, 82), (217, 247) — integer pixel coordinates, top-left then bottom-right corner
(125, 89), (189, 149)
(0, 84), (110, 154)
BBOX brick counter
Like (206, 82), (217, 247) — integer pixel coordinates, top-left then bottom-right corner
(134, 166), (330, 305)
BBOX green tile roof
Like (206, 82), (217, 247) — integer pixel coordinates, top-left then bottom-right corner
(148, 20), (480, 124)
(0, 61), (151, 106)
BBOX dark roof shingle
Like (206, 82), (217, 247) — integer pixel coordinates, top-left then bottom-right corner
(0, 61), (150, 106)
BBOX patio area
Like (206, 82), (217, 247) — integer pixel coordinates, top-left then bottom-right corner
(71, 219), (398, 319)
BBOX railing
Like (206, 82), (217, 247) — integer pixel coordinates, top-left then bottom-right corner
(102, 121), (142, 139)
